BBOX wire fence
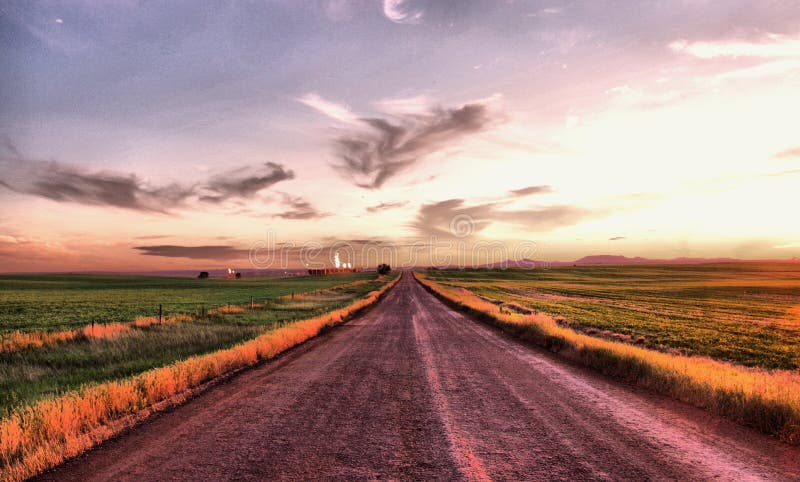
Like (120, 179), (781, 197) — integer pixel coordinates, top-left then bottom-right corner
(0, 277), (387, 335)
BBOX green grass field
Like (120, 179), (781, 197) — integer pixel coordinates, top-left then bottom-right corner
(423, 263), (800, 370)
(0, 273), (375, 333)
(0, 272), (395, 415)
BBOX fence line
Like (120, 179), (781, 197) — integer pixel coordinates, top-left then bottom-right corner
(0, 275), (390, 352)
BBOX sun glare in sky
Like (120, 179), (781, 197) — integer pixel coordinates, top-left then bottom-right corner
(1, 1), (799, 271)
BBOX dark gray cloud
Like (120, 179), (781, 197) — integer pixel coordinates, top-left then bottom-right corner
(0, 140), (294, 213)
(274, 194), (330, 220)
(509, 185), (552, 197)
(773, 147), (800, 160)
(365, 201), (409, 213)
(199, 162), (294, 203)
(412, 198), (588, 237)
(609, 236), (626, 241)
(134, 245), (249, 260)
(1, 159), (194, 214)
(333, 103), (492, 189)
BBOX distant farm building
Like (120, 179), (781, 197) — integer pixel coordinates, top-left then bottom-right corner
(307, 250), (363, 275)
(307, 267), (363, 276)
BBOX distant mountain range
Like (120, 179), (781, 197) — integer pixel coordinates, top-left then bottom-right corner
(476, 255), (800, 269)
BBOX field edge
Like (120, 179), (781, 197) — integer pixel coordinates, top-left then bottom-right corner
(413, 271), (800, 446)
(0, 274), (400, 482)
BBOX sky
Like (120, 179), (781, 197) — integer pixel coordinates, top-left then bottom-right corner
(1, 0), (799, 272)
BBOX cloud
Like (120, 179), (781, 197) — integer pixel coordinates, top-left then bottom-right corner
(0, 139), (294, 212)
(710, 59), (800, 82)
(529, 7), (563, 18)
(374, 95), (432, 115)
(133, 234), (173, 240)
(297, 93), (359, 124)
(669, 34), (800, 84)
(274, 194), (330, 220)
(669, 34), (800, 59)
(609, 236), (626, 241)
(383, 0), (422, 24)
(333, 102), (493, 188)
(509, 185), (553, 197)
(134, 245), (250, 260)
(365, 201), (408, 213)
(199, 163), (295, 203)
(0, 235), (77, 266)
(772, 147), (800, 160)
(0, 159), (194, 214)
(412, 198), (589, 237)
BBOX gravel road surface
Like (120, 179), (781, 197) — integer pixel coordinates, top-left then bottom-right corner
(39, 272), (800, 481)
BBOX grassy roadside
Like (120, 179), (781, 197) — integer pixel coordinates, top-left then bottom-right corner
(414, 272), (800, 445)
(0, 273), (376, 333)
(0, 273), (400, 482)
(420, 264), (800, 369)
(0, 276), (389, 414)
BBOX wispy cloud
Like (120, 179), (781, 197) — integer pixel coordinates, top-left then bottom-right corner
(133, 234), (173, 240)
(297, 93), (359, 124)
(383, 0), (422, 24)
(412, 198), (589, 237)
(365, 201), (408, 213)
(609, 236), (626, 241)
(199, 163), (295, 203)
(274, 194), (330, 220)
(333, 102), (493, 188)
(374, 95), (432, 115)
(0, 159), (194, 214)
(529, 7), (563, 18)
(670, 33), (800, 83)
(773, 147), (800, 159)
(0, 140), (294, 213)
(134, 245), (249, 260)
(509, 185), (553, 197)
(711, 59), (800, 82)
(670, 34), (800, 59)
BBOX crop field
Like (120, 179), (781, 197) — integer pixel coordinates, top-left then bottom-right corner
(0, 272), (375, 333)
(422, 263), (800, 370)
(0, 272), (393, 416)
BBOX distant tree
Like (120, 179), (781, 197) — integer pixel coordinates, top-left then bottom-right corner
(377, 263), (391, 275)
(235, 272), (242, 279)
(198, 271), (209, 279)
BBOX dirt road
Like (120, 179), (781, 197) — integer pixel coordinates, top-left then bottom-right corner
(40, 272), (800, 481)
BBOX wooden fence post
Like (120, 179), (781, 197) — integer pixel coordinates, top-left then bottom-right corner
(250, 296), (254, 309)
(159, 304), (162, 325)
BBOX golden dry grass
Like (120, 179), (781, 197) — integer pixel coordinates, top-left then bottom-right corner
(414, 272), (800, 445)
(1, 313), (205, 354)
(0, 330), (78, 353)
(0, 275), (399, 482)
